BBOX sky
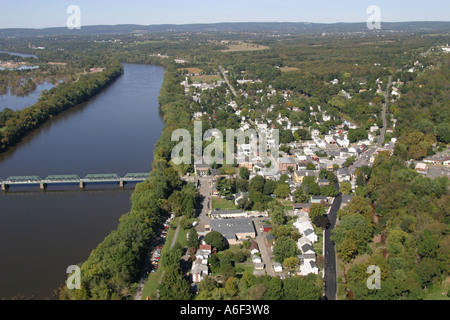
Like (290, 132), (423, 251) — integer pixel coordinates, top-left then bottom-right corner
(0, 0), (449, 29)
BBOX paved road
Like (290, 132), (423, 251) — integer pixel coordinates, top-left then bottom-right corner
(219, 65), (238, 98)
(323, 178), (342, 300)
(195, 177), (213, 233)
(253, 218), (276, 277)
(377, 75), (392, 148)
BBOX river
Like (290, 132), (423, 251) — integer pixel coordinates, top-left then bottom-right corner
(0, 63), (165, 299)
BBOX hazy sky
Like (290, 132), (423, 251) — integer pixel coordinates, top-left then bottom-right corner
(0, 0), (449, 28)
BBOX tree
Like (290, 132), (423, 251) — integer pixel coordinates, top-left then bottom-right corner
(204, 231), (228, 251)
(436, 123), (450, 144)
(313, 215), (330, 229)
(239, 167), (250, 180)
(187, 228), (200, 250)
(273, 236), (299, 263)
(294, 187), (309, 203)
(306, 162), (316, 170)
(237, 197), (253, 210)
(309, 203), (326, 221)
(274, 183), (291, 199)
(283, 257), (300, 269)
(340, 182), (352, 195)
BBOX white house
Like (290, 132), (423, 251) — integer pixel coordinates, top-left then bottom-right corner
(336, 135), (350, 148)
(300, 260), (319, 275)
(273, 262), (283, 273)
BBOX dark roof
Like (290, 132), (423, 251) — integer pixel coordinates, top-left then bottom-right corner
(304, 228), (315, 237)
(265, 234), (276, 241)
(209, 218), (255, 240)
(293, 203), (312, 209)
(301, 243), (315, 253)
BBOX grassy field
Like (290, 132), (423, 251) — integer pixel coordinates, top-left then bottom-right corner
(279, 66), (301, 73)
(221, 42), (270, 52)
(211, 197), (238, 211)
(425, 277), (449, 300)
(190, 74), (223, 83)
(178, 67), (204, 74)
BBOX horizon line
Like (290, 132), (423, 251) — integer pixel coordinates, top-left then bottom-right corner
(1, 20), (450, 31)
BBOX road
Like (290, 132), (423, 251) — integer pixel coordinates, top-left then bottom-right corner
(253, 218), (276, 277)
(323, 178), (342, 300)
(219, 65), (238, 98)
(377, 75), (392, 148)
(195, 176), (213, 233)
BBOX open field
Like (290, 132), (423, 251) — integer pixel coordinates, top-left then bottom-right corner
(222, 42), (270, 52)
(279, 66), (301, 73)
(211, 197), (238, 211)
(191, 74), (223, 83)
(178, 67), (203, 74)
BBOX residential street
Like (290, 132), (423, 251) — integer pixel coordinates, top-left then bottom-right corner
(323, 178), (342, 300)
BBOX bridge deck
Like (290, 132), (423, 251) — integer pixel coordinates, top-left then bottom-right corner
(1, 173), (149, 185)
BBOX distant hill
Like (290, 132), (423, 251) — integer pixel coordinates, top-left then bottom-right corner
(0, 21), (449, 38)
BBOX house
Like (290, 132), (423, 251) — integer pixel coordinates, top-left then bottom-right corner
(311, 195), (328, 204)
(314, 138), (326, 149)
(273, 262), (283, 273)
(292, 203), (312, 214)
(297, 236), (315, 255)
(294, 220), (318, 243)
(254, 263), (265, 270)
(336, 136), (350, 148)
(337, 168), (351, 182)
(303, 228), (318, 243)
(293, 170), (317, 183)
(324, 135), (336, 145)
(278, 157), (297, 172)
(191, 258), (209, 283)
(415, 163), (428, 175)
(300, 260), (319, 275)
(195, 164), (211, 176)
(263, 225), (272, 232)
(318, 179), (330, 187)
(209, 218), (256, 245)
(264, 234), (276, 246)
(252, 255), (262, 264)
(249, 240), (260, 255)
(340, 195), (355, 209)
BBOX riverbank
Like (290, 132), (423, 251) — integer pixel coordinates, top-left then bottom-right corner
(58, 62), (193, 299)
(0, 63), (165, 299)
(0, 60), (124, 153)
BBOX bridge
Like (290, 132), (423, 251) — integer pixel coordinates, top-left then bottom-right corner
(1, 173), (150, 191)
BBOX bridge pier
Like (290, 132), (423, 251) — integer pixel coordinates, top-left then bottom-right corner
(79, 182), (85, 189)
(40, 183), (47, 191)
(1, 184), (9, 192)
(119, 180), (125, 188)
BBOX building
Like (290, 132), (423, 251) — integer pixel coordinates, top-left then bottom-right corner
(415, 163), (428, 175)
(209, 218), (256, 245)
(191, 259), (209, 283)
(273, 262), (283, 273)
(278, 157), (298, 172)
(209, 210), (247, 219)
(195, 164), (211, 176)
(292, 203), (312, 214)
(311, 195), (328, 204)
(249, 240), (259, 255)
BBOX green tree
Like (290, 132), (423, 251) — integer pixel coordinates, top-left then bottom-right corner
(204, 231), (228, 251)
(273, 236), (299, 263)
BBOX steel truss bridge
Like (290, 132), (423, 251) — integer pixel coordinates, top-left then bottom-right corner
(1, 173), (150, 190)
